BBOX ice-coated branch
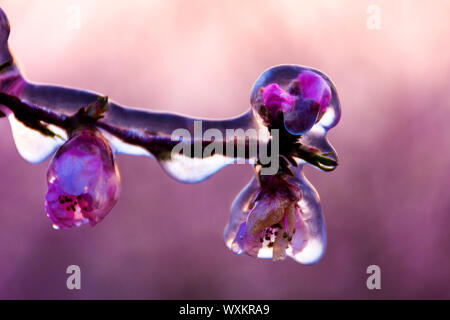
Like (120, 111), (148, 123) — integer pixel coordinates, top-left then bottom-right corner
(0, 7), (341, 265)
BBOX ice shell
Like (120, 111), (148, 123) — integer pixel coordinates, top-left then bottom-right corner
(224, 167), (326, 265)
(7, 113), (67, 163)
(45, 129), (120, 229)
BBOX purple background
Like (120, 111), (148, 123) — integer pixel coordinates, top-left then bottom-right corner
(0, 0), (449, 299)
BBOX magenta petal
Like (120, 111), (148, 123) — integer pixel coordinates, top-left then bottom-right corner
(224, 177), (260, 254)
(261, 83), (294, 114)
(230, 222), (263, 258)
(297, 70), (331, 112)
(45, 129), (120, 229)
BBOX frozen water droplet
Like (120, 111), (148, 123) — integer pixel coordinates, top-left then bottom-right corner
(224, 167), (327, 265)
(224, 176), (260, 253)
(99, 129), (152, 157)
(45, 129), (120, 229)
(286, 238), (325, 265)
(7, 114), (67, 163)
(158, 153), (234, 183)
(285, 166), (326, 264)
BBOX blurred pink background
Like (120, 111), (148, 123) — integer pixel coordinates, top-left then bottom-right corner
(0, 0), (449, 299)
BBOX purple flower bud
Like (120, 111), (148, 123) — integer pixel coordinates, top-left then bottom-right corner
(297, 70), (331, 113)
(45, 129), (120, 229)
(261, 83), (294, 115)
(251, 65), (334, 135)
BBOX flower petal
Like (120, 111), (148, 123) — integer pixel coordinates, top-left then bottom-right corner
(286, 166), (326, 265)
(246, 196), (288, 235)
(224, 177), (260, 254)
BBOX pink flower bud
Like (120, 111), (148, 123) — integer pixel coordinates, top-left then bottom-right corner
(261, 83), (295, 115)
(297, 70), (331, 113)
(251, 65), (334, 135)
(45, 129), (120, 229)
